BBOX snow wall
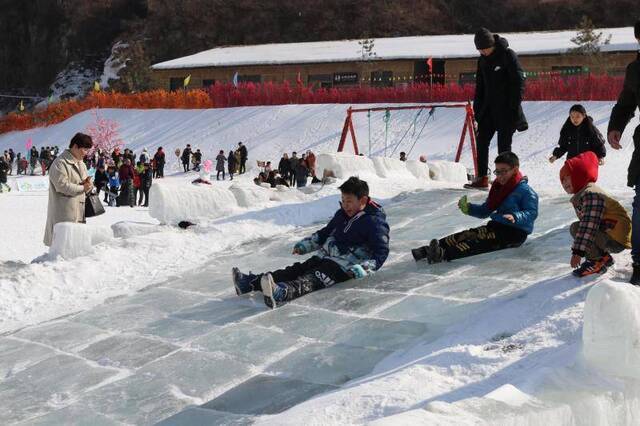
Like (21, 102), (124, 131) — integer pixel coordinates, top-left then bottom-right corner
(147, 153), (465, 225)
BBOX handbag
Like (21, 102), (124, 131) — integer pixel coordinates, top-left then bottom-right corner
(85, 191), (106, 218)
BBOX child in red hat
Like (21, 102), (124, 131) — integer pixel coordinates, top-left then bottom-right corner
(560, 151), (631, 277)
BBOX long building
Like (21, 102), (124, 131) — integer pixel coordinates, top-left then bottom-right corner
(150, 27), (638, 90)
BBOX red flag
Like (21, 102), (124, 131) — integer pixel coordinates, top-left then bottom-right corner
(296, 72), (302, 85)
(426, 58), (433, 73)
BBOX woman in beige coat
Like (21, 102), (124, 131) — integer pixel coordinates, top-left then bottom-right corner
(43, 133), (94, 246)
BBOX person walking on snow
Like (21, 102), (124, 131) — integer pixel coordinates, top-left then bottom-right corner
(232, 176), (390, 309)
(413, 152), (538, 263)
(216, 150), (227, 180)
(559, 152), (631, 278)
(238, 142), (248, 174)
(607, 20), (640, 285)
(465, 28), (527, 189)
(549, 104), (606, 164)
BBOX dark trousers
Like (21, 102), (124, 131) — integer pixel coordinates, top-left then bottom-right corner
(570, 222), (625, 261)
(228, 169), (234, 180)
(240, 160), (246, 174)
(141, 187), (150, 207)
(268, 256), (351, 302)
(217, 170), (225, 180)
(439, 221), (527, 261)
(476, 114), (515, 178)
(289, 171), (296, 187)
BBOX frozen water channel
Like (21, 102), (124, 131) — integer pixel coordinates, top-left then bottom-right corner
(1, 188), (582, 425)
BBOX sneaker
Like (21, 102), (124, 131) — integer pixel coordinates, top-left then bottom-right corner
(425, 239), (445, 264)
(232, 267), (260, 295)
(260, 273), (287, 309)
(630, 263), (640, 286)
(411, 246), (428, 261)
(463, 176), (489, 190)
(572, 257), (610, 278)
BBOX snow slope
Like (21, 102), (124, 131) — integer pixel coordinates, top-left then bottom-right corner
(1, 102), (640, 425)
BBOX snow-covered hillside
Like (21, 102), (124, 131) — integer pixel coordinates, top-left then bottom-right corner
(0, 102), (639, 425)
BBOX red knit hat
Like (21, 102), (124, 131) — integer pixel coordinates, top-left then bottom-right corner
(559, 151), (598, 193)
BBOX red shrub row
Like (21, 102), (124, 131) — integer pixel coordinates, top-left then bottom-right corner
(0, 75), (625, 135)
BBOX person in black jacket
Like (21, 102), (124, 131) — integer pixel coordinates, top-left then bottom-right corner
(181, 144), (192, 172)
(278, 153), (290, 181)
(238, 142), (248, 174)
(94, 164), (109, 202)
(608, 21), (640, 285)
(140, 162), (153, 207)
(549, 104), (606, 164)
(228, 149), (237, 180)
(466, 28), (527, 189)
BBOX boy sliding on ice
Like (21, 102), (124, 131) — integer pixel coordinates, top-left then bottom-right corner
(559, 151), (631, 277)
(412, 152), (538, 263)
(233, 176), (390, 308)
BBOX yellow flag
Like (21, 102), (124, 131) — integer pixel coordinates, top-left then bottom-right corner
(183, 75), (191, 87)
(19, 100), (24, 111)
(94, 81), (101, 92)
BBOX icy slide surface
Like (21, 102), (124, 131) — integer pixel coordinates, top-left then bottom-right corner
(2, 187), (625, 425)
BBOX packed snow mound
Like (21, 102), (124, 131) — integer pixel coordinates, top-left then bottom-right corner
(149, 180), (237, 224)
(428, 160), (468, 182)
(228, 183), (272, 208)
(583, 281), (640, 380)
(49, 223), (113, 259)
(372, 157), (416, 179)
(405, 160), (431, 180)
(315, 152), (379, 180)
(111, 222), (163, 239)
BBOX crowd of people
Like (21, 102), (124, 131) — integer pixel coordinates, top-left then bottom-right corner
(253, 150), (319, 188)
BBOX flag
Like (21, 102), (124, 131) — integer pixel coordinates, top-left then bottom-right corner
(296, 72), (302, 85)
(94, 81), (101, 92)
(232, 72), (239, 87)
(183, 75), (191, 87)
(426, 58), (433, 73)
(18, 100), (24, 112)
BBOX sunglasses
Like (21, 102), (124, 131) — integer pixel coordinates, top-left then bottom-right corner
(493, 168), (513, 176)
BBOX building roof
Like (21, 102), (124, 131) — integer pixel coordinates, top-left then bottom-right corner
(151, 27), (639, 70)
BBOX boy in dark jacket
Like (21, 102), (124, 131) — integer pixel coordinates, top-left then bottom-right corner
(140, 163), (153, 207)
(232, 176), (390, 308)
(466, 28), (527, 189)
(94, 164), (109, 202)
(608, 21), (640, 284)
(560, 152), (631, 277)
(413, 152), (538, 263)
(550, 104), (606, 164)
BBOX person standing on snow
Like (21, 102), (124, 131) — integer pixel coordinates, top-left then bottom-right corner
(232, 176), (390, 308)
(466, 28), (527, 190)
(181, 144), (192, 173)
(607, 20), (640, 284)
(238, 142), (248, 174)
(216, 150), (227, 180)
(43, 133), (93, 246)
(154, 147), (166, 178)
(228, 149), (237, 180)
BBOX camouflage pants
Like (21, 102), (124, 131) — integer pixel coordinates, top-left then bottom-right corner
(270, 256), (351, 302)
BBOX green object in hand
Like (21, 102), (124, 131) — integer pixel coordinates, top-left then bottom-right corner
(458, 195), (470, 215)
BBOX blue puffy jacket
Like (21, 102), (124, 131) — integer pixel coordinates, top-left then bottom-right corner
(468, 178), (539, 234)
(296, 199), (390, 275)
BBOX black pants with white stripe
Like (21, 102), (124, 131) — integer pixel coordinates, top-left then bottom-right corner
(269, 256), (351, 302)
(439, 221), (527, 262)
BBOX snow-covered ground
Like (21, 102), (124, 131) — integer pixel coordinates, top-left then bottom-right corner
(0, 102), (639, 425)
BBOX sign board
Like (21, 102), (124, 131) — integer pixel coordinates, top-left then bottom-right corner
(333, 72), (359, 84)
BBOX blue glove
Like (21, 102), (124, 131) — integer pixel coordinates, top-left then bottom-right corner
(349, 264), (367, 279)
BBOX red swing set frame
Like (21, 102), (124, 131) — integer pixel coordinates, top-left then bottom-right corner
(336, 101), (479, 176)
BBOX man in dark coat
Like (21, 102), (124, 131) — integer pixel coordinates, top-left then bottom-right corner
(466, 28), (527, 189)
(238, 142), (248, 174)
(140, 162), (153, 207)
(607, 21), (640, 284)
(181, 144), (192, 172)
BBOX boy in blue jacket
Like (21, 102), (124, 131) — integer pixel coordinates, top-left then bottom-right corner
(233, 176), (390, 308)
(412, 152), (538, 263)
